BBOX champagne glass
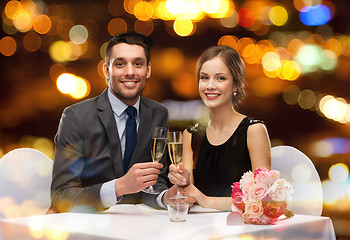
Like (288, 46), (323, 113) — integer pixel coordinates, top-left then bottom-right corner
(142, 127), (168, 194)
(167, 131), (186, 199)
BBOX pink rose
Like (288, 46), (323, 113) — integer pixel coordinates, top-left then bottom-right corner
(231, 182), (245, 210)
(248, 183), (268, 201)
(244, 199), (263, 219)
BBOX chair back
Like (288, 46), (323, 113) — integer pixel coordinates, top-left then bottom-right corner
(271, 146), (323, 216)
(0, 148), (53, 218)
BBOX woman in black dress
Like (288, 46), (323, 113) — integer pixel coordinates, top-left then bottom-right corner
(169, 45), (271, 211)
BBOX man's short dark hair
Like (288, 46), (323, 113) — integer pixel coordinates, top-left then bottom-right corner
(105, 31), (153, 66)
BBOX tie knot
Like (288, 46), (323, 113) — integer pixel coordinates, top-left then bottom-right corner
(125, 106), (136, 117)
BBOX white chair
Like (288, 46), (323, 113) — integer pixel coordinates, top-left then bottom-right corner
(271, 146), (323, 216)
(0, 148), (53, 218)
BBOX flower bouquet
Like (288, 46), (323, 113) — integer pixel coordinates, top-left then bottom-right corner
(230, 167), (294, 225)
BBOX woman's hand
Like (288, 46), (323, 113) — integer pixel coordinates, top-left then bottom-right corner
(183, 184), (207, 208)
(168, 163), (190, 186)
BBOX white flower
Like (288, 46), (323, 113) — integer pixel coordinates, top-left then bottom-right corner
(268, 179), (294, 203)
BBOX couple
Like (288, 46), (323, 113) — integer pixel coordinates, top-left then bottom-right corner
(49, 31), (271, 213)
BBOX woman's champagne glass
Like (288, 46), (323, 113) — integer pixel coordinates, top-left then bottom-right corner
(167, 131), (186, 199)
(142, 127), (168, 194)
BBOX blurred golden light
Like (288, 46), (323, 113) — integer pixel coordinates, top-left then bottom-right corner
(324, 38), (343, 56)
(108, 18), (128, 36)
(49, 41), (72, 62)
(155, 1), (175, 20)
(66, 41), (85, 61)
(32, 137), (54, 161)
(250, 77), (281, 97)
(56, 73), (90, 99)
(45, 228), (70, 240)
(292, 164), (311, 182)
(13, 10), (32, 32)
(0, 36), (17, 56)
(310, 140), (333, 158)
(57, 73), (77, 94)
(70, 76), (90, 99)
(200, 0), (220, 14)
(171, 71), (198, 98)
(33, 14), (51, 34)
(241, 44), (260, 64)
(134, 1), (153, 21)
(181, 0), (204, 21)
(4, 0), (22, 19)
(237, 37), (255, 55)
(287, 38), (304, 57)
(282, 85), (300, 105)
(218, 35), (238, 50)
(166, 0), (185, 15)
(69, 25), (89, 44)
(108, 0), (126, 16)
(134, 20), (154, 36)
(329, 163), (349, 183)
(207, 0), (231, 18)
(269, 5), (288, 26)
(123, 0), (142, 14)
(257, 40), (276, 57)
(2, 18), (18, 34)
(320, 49), (338, 71)
(219, 9), (238, 28)
(263, 68), (278, 78)
(47, 16), (63, 36)
(298, 89), (316, 109)
(23, 32), (41, 52)
(49, 64), (66, 81)
(100, 42), (108, 60)
(262, 51), (280, 72)
(97, 60), (106, 80)
(173, 19), (194, 37)
(319, 95), (348, 122)
(158, 48), (185, 76)
(282, 60), (301, 81)
(28, 215), (45, 238)
(249, 21), (270, 36)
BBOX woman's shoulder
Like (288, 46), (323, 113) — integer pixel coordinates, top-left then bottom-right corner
(241, 116), (265, 126)
(186, 123), (206, 135)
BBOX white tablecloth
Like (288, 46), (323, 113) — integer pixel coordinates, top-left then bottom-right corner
(0, 204), (336, 240)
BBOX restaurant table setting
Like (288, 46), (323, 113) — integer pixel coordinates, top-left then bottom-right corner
(0, 203), (336, 240)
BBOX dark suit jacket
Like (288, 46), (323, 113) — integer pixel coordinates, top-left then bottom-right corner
(50, 89), (169, 212)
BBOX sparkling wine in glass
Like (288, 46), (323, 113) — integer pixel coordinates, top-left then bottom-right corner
(167, 131), (186, 199)
(143, 127), (168, 194)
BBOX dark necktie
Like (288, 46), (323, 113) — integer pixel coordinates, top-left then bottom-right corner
(124, 106), (137, 173)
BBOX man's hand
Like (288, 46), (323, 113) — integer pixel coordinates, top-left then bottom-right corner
(115, 162), (163, 197)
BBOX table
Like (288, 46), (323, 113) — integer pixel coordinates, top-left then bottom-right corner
(0, 204), (336, 240)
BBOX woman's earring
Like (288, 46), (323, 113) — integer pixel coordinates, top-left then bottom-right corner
(233, 91), (237, 97)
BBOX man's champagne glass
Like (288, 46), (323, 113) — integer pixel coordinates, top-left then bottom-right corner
(143, 127), (168, 194)
(167, 131), (186, 199)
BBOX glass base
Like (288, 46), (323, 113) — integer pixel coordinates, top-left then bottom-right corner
(142, 186), (159, 194)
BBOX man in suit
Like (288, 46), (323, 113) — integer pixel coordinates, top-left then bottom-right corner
(50, 32), (174, 213)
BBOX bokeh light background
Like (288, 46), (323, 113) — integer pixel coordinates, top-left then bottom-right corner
(1, 0), (350, 238)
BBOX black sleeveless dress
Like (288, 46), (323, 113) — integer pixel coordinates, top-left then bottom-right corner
(188, 117), (265, 197)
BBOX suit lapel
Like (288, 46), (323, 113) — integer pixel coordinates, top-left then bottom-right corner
(97, 89), (124, 177)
